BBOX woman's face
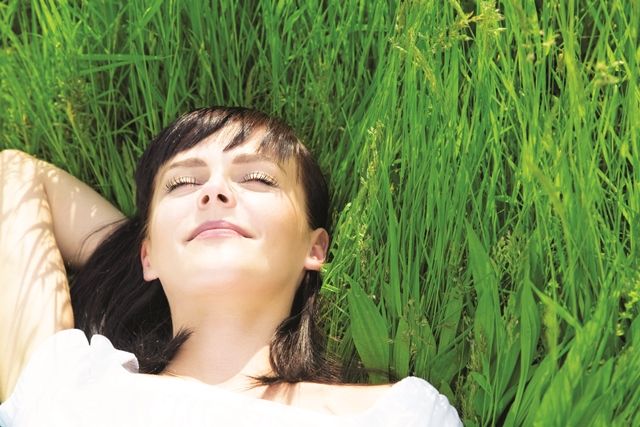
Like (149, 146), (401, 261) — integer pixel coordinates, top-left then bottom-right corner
(140, 126), (328, 313)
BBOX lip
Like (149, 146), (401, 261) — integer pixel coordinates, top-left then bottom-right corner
(187, 220), (251, 241)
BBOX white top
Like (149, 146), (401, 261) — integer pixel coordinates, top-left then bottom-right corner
(0, 329), (462, 426)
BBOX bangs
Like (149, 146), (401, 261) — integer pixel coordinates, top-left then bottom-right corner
(222, 120), (303, 174)
(170, 107), (303, 174)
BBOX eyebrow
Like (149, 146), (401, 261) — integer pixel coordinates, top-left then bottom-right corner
(232, 153), (286, 173)
(164, 157), (208, 172)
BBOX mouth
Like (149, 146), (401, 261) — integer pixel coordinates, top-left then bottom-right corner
(188, 220), (251, 241)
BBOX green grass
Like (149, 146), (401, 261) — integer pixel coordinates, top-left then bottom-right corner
(1, 0), (638, 425)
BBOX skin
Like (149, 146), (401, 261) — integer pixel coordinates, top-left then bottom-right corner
(0, 140), (391, 414)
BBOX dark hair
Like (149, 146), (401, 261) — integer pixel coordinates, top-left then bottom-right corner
(71, 107), (340, 383)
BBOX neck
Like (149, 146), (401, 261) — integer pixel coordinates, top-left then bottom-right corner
(163, 296), (291, 390)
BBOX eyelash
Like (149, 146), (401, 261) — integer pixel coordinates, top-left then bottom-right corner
(165, 176), (198, 192)
(164, 172), (277, 193)
(241, 172), (278, 187)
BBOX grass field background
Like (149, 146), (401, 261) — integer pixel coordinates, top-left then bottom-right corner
(1, 0), (638, 425)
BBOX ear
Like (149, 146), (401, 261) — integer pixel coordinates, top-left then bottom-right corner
(304, 228), (329, 271)
(140, 239), (159, 281)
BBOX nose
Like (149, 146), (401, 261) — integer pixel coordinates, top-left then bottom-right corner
(198, 178), (236, 209)
(201, 193), (228, 204)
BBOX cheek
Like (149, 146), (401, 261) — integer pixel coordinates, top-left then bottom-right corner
(257, 196), (310, 251)
(255, 190), (300, 225)
(148, 199), (187, 248)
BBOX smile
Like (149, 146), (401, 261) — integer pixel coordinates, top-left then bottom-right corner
(188, 220), (251, 241)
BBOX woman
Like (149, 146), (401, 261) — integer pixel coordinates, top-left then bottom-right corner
(0, 107), (461, 426)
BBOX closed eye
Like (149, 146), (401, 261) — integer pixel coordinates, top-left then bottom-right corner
(165, 176), (199, 192)
(241, 171), (278, 187)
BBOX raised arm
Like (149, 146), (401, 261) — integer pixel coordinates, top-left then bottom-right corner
(31, 153), (126, 268)
(0, 149), (125, 401)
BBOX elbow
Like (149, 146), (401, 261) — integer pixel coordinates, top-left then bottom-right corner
(0, 148), (33, 165)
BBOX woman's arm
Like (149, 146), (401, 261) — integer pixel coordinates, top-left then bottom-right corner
(25, 150), (126, 268)
(0, 149), (125, 401)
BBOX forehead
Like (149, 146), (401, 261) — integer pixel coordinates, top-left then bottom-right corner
(173, 125), (259, 158)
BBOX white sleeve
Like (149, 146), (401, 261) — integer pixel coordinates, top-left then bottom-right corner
(406, 377), (462, 426)
(0, 329), (93, 426)
(371, 377), (462, 427)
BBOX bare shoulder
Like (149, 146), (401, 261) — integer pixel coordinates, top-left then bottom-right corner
(294, 381), (393, 416)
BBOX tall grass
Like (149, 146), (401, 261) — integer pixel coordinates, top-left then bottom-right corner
(1, 0), (638, 425)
